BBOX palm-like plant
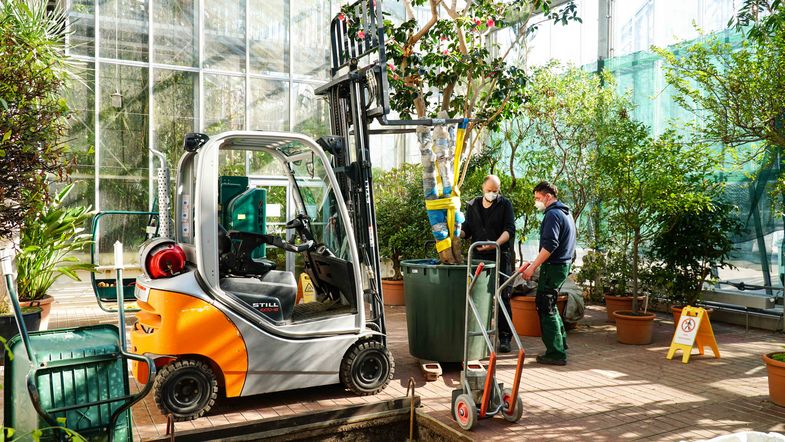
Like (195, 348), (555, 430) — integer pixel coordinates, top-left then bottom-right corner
(16, 184), (95, 301)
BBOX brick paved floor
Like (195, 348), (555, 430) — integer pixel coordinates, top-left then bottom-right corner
(3, 280), (784, 441)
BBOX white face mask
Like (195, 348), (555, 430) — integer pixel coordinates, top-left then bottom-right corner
(534, 200), (546, 211)
(484, 191), (498, 202)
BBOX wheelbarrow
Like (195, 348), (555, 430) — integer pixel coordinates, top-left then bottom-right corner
(2, 242), (155, 441)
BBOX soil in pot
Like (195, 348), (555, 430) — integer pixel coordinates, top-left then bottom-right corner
(762, 352), (785, 407)
(382, 278), (405, 306)
(19, 294), (54, 330)
(613, 310), (655, 345)
(510, 295), (567, 337)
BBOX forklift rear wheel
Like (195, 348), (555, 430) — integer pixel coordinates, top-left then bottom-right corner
(501, 388), (523, 422)
(154, 359), (219, 421)
(453, 393), (477, 430)
(340, 340), (394, 395)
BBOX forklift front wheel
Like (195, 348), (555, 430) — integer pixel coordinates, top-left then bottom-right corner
(154, 359), (219, 421)
(453, 393), (477, 430)
(340, 340), (394, 396)
(501, 388), (524, 422)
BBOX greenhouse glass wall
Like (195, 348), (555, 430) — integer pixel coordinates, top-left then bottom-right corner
(62, 0), (782, 291)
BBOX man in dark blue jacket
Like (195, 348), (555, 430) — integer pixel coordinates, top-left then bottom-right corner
(522, 181), (576, 365)
(460, 175), (516, 353)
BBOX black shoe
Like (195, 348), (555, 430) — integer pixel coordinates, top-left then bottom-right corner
(535, 355), (566, 366)
(498, 336), (512, 354)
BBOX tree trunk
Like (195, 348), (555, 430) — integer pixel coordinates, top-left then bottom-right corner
(631, 228), (640, 313)
(392, 255), (402, 280)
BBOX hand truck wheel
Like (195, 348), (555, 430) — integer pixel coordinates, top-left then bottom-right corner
(453, 393), (477, 430)
(501, 387), (523, 422)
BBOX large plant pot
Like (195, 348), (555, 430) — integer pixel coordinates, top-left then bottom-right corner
(763, 352), (785, 407)
(382, 278), (405, 306)
(613, 310), (655, 345)
(671, 306), (712, 328)
(19, 294), (54, 330)
(401, 259), (495, 363)
(604, 295), (644, 322)
(510, 295), (567, 337)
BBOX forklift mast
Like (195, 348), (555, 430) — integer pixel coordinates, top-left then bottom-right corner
(315, 0), (473, 337)
(315, 0), (389, 337)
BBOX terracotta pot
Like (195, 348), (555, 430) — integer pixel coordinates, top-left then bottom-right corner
(510, 295), (567, 337)
(671, 306), (712, 328)
(19, 294), (54, 330)
(763, 352), (785, 407)
(382, 278), (405, 306)
(604, 295), (644, 322)
(613, 310), (655, 345)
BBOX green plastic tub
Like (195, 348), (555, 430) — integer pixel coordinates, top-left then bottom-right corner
(401, 259), (496, 363)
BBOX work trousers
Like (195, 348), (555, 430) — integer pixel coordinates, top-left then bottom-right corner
(536, 262), (571, 361)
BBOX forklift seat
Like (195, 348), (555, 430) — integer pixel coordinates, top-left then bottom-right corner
(220, 271), (297, 322)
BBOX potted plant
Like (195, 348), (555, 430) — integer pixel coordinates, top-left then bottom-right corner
(762, 347), (785, 407)
(0, 296), (42, 346)
(374, 164), (432, 305)
(0, 0), (74, 332)
(599, 243), (648, 323)
(647, 197), (741, 325)
(597, 118), (715, 344)
(15, 183), (95, 329)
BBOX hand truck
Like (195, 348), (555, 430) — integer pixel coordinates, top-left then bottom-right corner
(451, 241), (528, 430)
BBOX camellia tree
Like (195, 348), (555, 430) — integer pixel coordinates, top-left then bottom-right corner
(383, 0), (580, 178)
(339, 0), (580, 263)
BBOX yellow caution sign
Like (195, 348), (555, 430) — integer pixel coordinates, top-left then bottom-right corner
(666, 306), (720, 363)
(298, 273), (317, 304)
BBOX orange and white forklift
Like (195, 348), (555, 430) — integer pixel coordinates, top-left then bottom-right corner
(129, 0), (468, 421)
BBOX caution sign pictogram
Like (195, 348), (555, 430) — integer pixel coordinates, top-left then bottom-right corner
(666, 306), (720, 364)
(297, 273), (317, 304)
(681, 317), (696, 333)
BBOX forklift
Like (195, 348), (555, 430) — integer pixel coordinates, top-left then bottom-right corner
(129, 0), (469, 421)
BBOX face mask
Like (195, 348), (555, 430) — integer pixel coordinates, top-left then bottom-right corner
(534, 200), (546, 211)
(484, 192), (498, 202)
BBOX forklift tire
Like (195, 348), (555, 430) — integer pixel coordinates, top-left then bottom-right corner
(154, 359), (219, 421)
(340, 340), (394, 396)
(501, 388), (523, 422)
(453, 393), (477, 430)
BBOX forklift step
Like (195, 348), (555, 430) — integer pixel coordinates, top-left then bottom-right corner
(419, 360), (443, 381)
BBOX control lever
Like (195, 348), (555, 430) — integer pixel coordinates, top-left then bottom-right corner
(270, 236), (314, 253)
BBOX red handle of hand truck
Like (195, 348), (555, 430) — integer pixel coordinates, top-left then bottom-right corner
(479, 352), (496, 418)
(473, 262), (485, 278)
(508, 348), (526, 415)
